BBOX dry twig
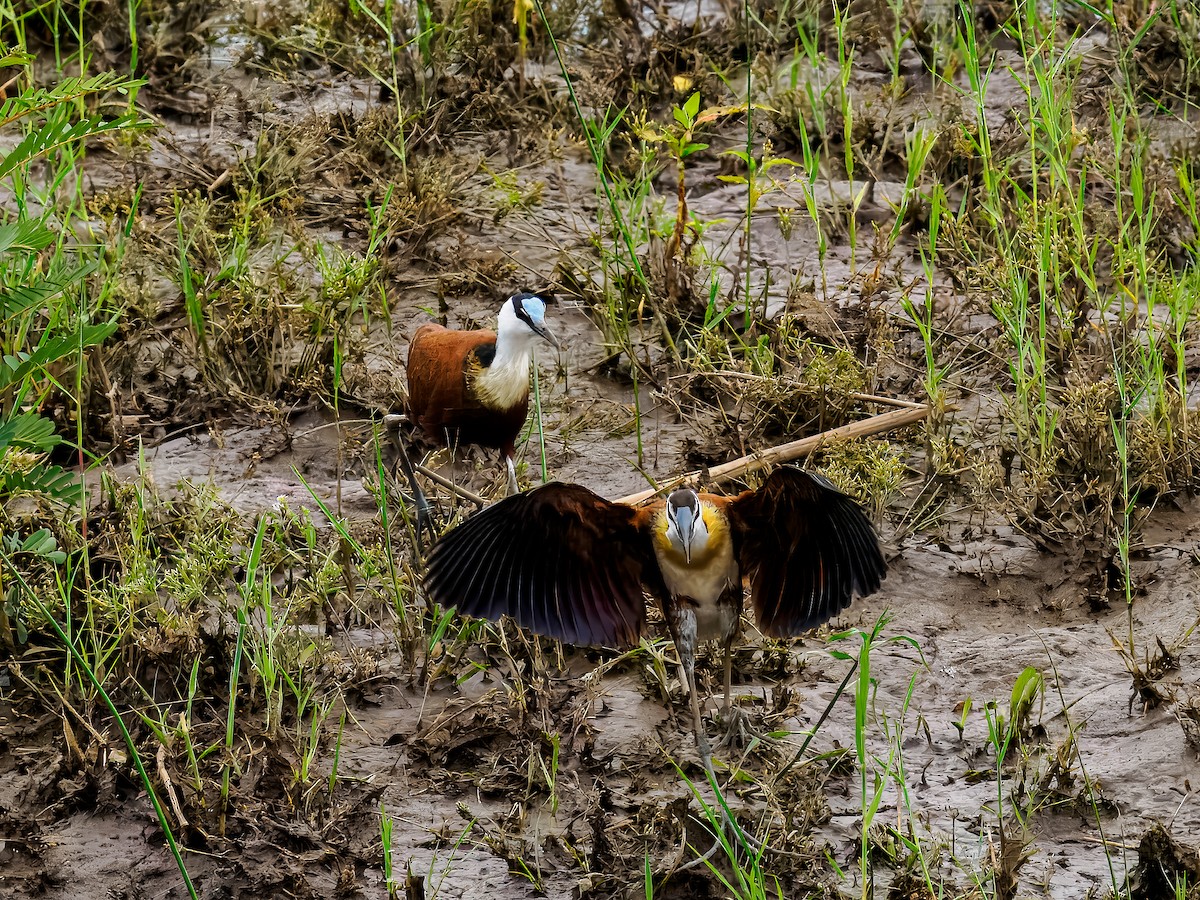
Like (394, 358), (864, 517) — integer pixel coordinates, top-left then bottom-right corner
(615, 403), (943, 505)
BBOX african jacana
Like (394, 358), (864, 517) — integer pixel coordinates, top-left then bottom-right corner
(423, 466), (886, 764)
(401, 292), (558, 542)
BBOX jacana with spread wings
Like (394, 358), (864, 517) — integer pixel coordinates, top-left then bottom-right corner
(406, 292), (558, 496)
(423, 467), (886, 752)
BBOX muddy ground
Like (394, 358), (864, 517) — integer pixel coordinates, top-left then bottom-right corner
(3, 1), (1200, 898)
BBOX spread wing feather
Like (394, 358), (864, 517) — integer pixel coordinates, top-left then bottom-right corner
(726, 467), (886, 637)
(424, 483), (654, 648)
(436, 512), (506, 615)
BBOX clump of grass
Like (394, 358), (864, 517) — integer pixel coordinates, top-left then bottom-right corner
(679, 317), (878, 450)
(675, 763), (783, 899)
(816, 439), (905, 523)
(1112, 0), (1200, 111)
(252, 0), (593, 134)
(908, 0), (1200, 550)
(94, 101), (481, 427)
(10, 462), (434, 868)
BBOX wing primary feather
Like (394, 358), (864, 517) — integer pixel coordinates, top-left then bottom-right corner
(829, 525), (853, 612)
(426, 516), (494, 607)
(579, 556), (614, 646)
(526, 491), (573, 637)
(507, 519), (532, 633)
(445, 501), (533, 621)
(804, 558), (820, 625)
(835, 510), (874, 596)
(438, 514), (512, 618)
(434, 515), (503, 601)
(600, 562), (639, 646)
(610, 518), (649, 645)
(818, 524), (848, 624)
(555, 534), (586, 645)
(575, 553), (610, 644)
(830, 500), (884, 595)
(590, 558), (622, 636)
(552, 518), (585, 643)
(504, 517), (529, 631)
(424, 484), (655, 648)
(570, 508), (616, 645)
(527, 523), (555, 638)
(545, 533), (574, 644)
(528, 529), (555, 640)
(583, 540), (632, 646)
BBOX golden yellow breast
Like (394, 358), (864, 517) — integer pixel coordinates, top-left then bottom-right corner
(699, 505), (729, 551)
(652, 509), (673, 554)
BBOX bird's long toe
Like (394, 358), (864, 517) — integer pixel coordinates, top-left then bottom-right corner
(714, 704), (776, 755)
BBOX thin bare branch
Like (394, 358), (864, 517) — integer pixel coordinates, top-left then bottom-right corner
(615, 403), (944, 506)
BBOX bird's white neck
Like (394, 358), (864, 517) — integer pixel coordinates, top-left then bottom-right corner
(475, 332), (536, 411)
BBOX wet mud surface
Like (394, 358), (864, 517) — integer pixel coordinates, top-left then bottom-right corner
(6, 487), (1197, 898)
(3, 2), (1200, 898)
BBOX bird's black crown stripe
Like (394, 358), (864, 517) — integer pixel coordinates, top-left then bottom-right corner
(510, 292), (541, 329)
(667, 488), (699, 513)
(508, 292), (549, 331)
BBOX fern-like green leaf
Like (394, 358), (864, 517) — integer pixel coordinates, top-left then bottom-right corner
(0, 319), (118, 390)
(0, 112), (151, 179)
(0, 462), (82, 505)
(0, 72), (142, 128)
(0, 411), (61, 454)
(0, 220), (54, 255)
(0, 50), (33, 70)
(0, 263), (95, 321)
(19, 528), (63, 559)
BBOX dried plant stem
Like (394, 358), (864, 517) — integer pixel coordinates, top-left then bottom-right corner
(616, 403), (944, 506)
(413, 464), (486, 507)
(848, 392), (926, 409)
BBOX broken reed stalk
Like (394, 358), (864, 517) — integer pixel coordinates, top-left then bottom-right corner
(615, 403), (944, 506)
(413, 463), (486, 507)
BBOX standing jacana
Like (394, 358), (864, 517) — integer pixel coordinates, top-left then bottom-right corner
(422, 466), (886, 765)
(401, 292), (558, 543)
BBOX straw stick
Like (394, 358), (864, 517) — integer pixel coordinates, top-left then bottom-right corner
(614, 403), (943, 506)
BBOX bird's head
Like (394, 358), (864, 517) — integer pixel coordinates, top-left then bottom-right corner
(499, 292), (559, 349)
(665, 487), (709, 564)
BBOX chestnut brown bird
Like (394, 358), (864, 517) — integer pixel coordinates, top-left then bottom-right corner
(423, 466), (886, 759)
(400, 292), (558, 544)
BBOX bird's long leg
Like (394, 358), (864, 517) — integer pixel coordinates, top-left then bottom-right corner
(666, 605), (745, 870)
(385, 419), (438, 556)
(715, 638), (763, 758)
(716, 634), (776, 753)
(722, 632), (734, 714)
(665, 605), (714, 769)
(397, 443), (439, 556)
(668, 606), (767, 873)
(504, 453), (519, 496)
(715, 602), (771, 752)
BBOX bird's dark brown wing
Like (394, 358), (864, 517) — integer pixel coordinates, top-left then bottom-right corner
(423, 483), (656, 648)
(725, 467), (886, 638)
